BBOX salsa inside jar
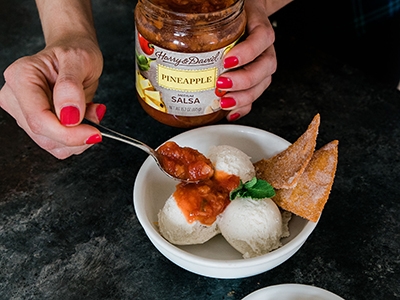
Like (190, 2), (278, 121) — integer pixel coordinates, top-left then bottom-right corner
(135, 0), (246, 128)
(149, 0), (236, 14)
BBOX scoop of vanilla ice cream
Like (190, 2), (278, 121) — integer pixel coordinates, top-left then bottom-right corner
(158, 194), (220, 245)
(219, 197), (284, 259)
(207, 145), (255, 182)
(158, 145), (257, 246)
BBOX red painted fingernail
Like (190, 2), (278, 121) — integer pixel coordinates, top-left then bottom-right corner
(216, 77), (233, 89)
(60, 106), (80, 126)
(215, 88), (227, 97)
(220, 97), (236, 109)
(85, 134), (102, 144)
(96, 104), (107, 122)
(224, 56), (239, 68)
(229, 112), (241, 121)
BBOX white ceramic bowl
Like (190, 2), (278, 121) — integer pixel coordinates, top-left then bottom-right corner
(242, 284), (344, 300)
(133, 125), (318, 279)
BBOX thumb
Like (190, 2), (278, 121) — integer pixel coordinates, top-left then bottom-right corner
(53, 68), (87, 126)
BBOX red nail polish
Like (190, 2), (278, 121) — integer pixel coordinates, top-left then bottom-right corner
(220, 97), (236, 109)
(96, 104), (107, 122)
(216, 77), (233, 89)
(229, 112), (240, 121)
(85, 134), (102, 144)
(224, 56), (239, 69)
(60, 106), (80, 126)
(215, 88), (227, 97)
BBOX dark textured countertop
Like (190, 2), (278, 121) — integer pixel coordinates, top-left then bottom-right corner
(1, 1), (399, 299)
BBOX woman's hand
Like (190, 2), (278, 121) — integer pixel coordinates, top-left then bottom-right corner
(218, 0), (292, 121)
(0, 0), (106, 159)
(0, 36), (105, 159)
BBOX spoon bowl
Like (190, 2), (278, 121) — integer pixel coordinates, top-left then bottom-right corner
(86, 120), (210, 183)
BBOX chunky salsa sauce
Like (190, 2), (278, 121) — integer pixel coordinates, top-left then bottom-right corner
(157, 141), (214, 182)
(149, 0), (236, 14)
(137, 0), (244, 52)
(174, 171), (240, 225)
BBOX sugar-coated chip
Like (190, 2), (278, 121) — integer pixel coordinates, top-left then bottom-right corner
(254, 114), (320, 189)
(273, 140), (339, 222)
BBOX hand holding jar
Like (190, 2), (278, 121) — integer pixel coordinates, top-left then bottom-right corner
(218, 0), (293, 121)
(135, 0), (293, 127)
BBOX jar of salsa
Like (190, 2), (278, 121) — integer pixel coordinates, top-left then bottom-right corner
(134, 0), (246, 128)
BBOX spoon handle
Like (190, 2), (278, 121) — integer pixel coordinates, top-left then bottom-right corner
(86, 119), (157, 157)
(85, 119), (199, 183)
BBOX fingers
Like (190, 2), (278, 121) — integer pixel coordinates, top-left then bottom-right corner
(1, 50), (104, 159)
(223, 13), (275, 70)
(221, 75), (272, 121)
(220, 45), (276, 92)
(51, 41), (103, 126)
(55, 84), (86, 126)
(29, 132), (94, 160)
(216, 1), (277, 121)
(53, 53), (92, 126)
(85, 102), (107, 123)
(1, 82), (102, 159)
(218, 45), (276, 121)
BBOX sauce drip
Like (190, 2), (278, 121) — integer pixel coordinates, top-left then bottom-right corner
(174, 171), (240, 225)
(157, 141), (214, 182)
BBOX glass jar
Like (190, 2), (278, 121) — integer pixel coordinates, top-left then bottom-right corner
(134, 0), (246, 128)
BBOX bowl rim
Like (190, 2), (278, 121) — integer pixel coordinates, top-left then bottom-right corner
(242, 283), (345, 300)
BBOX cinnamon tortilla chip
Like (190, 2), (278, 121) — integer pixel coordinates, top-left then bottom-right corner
(254, 114), (320, 189)
(273, 140), (339, 222)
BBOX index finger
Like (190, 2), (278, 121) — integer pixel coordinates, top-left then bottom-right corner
(224, 2), (275, 68)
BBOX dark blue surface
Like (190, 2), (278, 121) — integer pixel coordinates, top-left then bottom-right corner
(1, 1), (399, 299)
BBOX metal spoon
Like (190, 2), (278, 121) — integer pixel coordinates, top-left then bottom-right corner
(85, 119), (198, 183)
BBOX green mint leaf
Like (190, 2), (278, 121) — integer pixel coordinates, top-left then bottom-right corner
(244, 177), (257, 189)
(247, 179), (276, 199)
(229, 180), (244, 201)
(230, 177), (275, 201)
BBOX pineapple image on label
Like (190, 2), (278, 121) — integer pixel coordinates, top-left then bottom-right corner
(136, 71), (167, 113)
(204, 99), (221, 114)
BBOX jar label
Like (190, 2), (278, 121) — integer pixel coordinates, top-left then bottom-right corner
(157, 65), (216, 92)
(135, 29), (236, 117)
